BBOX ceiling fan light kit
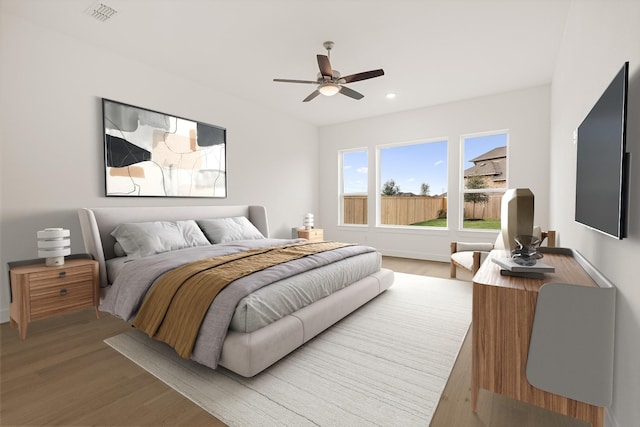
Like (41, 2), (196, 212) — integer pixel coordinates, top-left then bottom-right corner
(318, 83), (340, 96)
(274, 41), (384, 102)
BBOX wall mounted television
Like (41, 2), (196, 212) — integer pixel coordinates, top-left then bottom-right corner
(575, 61), (630, 239)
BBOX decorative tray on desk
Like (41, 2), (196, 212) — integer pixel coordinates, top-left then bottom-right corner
(491, 257), (556, 273)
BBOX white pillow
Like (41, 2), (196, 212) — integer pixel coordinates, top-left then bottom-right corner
(197, 216), (265, 244)
(111, 220), (210, 258)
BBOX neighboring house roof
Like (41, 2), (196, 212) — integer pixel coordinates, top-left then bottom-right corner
(469, 146), (506, 163)
(465, 158), (506, 180)
(464, 146), (507, 182)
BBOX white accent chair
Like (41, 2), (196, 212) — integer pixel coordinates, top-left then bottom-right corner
(450, 228), (556, 278)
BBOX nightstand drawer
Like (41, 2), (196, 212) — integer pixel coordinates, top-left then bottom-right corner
(29, 265), (94, 289)
(298, 228), (324, 242)
(30, 281), (94, 320)
(306, 229), (323, 239)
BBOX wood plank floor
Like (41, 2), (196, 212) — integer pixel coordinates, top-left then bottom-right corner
(0, 257), (589, 426)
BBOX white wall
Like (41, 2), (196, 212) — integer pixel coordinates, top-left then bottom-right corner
(550, 1), (640, 426)
(0, 13), (319, 322)
(318, 86), (551, 261)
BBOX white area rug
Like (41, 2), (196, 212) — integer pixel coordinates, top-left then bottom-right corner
(104, 273), (472, 426)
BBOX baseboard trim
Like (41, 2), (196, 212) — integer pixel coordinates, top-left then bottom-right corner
(379, 249), (449, 263)
(606, 408), (618, 427)
(0, 308), (9, 324)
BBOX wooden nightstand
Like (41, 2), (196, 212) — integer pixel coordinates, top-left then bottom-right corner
(297, 228), (324, 242)
(9, 258), (100, 340)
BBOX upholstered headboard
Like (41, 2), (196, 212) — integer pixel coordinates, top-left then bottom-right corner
(78, 205), (269, 287)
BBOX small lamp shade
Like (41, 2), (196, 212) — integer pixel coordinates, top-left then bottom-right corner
(303, 213), (314, 230)
(37, 228), (70, 266)
(318, 83), (340, 96)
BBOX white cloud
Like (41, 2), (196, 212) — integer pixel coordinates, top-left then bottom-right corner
(434, 160), (444, 166)
(356, 167), (368, 174)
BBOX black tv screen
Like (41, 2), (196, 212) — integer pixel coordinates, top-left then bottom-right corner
(575, 62), (629, 239)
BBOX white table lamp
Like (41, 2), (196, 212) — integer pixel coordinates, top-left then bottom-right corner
(37, 228), (71, 266)
(303, 213), (314, 230)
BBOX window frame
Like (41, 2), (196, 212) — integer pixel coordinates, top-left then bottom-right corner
(375, 137), (449, 229)
(338, 147), (369, 226)
(459, 130), (509, 232)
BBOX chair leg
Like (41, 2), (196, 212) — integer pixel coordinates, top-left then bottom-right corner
(450, 242), (458, 278)
(547, 230), (556, 247)
(472, 251), (482, 275)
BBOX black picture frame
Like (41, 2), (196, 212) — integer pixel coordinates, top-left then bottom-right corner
(102, 98), (227, 198)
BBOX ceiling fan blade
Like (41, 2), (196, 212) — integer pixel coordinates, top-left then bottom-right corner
(303, 90), (321, 102)
(317, 55), (333, 78)
(339, 86), (364, 100)
(273, 78), (319, 84)
(341, 69), (385, 83)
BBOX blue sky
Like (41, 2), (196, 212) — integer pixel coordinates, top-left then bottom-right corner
(342, 133), (507, 195)
(380, 141), (448, 195)
(342, 150), (369, 194)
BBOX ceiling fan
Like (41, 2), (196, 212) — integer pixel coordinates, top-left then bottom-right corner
(273, 41), (385, 102)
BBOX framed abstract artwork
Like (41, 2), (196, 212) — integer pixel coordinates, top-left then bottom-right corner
(102, 99), (226, 198)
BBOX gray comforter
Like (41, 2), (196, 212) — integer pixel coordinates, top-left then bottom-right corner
(100, 238), (377, 368)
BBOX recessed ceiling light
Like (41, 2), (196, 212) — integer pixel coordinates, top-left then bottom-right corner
(386, 93), (396, 99)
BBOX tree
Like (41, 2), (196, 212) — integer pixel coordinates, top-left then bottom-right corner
(420, 182), (430, 196)
(381, 179), (400, 195)
(464, 175), (489, 219)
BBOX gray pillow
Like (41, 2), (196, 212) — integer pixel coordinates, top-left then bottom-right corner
(197, 216), (265, 244)
(111, 220), (210, 258)
(114, 242), (126, 257)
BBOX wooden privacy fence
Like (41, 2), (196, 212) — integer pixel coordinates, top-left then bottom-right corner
(463, 194), (502, 220)
(343, 195), (447, 225)
(343, 194), (502, 225)
(381, 196), (447, 225)
(343, 195), (368, 224)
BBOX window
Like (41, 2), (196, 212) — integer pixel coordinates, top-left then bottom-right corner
(461, 132), (508, 230)
(340, 149), (368, 225)
(378, 140), (448, 227)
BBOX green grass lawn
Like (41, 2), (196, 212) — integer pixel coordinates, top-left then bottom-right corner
(411, 218), (447, 227)
(410, 218), (501, 229)
(462, 219), (501, 229)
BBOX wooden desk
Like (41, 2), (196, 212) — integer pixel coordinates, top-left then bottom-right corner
(471, 249), (609, 427)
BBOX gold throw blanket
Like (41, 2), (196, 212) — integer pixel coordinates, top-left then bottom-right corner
(133, 241), (352, 359)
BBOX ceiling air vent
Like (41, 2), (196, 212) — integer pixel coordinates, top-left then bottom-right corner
(84, 2), (118, 22)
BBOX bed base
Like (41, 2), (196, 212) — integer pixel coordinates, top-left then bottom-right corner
(219, 268), (393, 377)
(78, 205), (394, 377)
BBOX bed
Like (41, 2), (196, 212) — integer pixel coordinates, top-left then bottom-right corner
(78, 205), (394, 377)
